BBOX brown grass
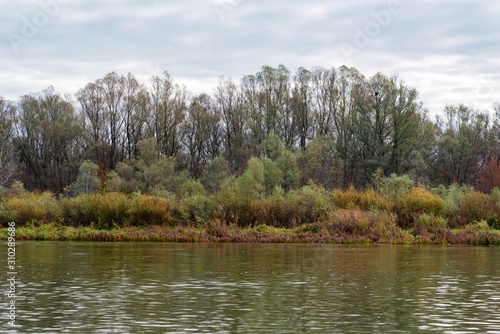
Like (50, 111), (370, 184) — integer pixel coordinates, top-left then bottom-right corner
(332, 186), (394, 212)
(396, 187), (444, 228)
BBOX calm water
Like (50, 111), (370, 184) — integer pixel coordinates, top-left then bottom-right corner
(1, 242), (500, 333)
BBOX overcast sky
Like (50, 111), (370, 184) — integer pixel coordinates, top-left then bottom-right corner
(1, 0), (499, 117)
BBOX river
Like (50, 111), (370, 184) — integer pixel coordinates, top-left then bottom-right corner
(1, 242), (500, 333)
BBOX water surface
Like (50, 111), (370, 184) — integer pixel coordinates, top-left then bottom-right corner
(1, 242), (500, 333)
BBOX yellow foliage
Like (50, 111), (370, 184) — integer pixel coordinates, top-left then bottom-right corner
(62, 192), (129, 228)
(396, 187), (444, 228)
(1, 191), (61, 226)
(458, 191), (497, 227)
(128, 195), (173, 226)
(332, 186), (394, 212)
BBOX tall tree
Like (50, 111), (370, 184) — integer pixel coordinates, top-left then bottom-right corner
(434, 105), (494, 185)
(181, 94), (221, 177)
(149, 72), (187, 157)
(0, 97), (16, 187)
(292, 67), (312, 148)
(333, 66), (364, 187)
(76, 81), (108, 168)
(214, 76), (247, 172)
(243, 65), (292, 151)
(100, 72), (125, 170)
(17, 87), (82, 191)
(310, 67), (337, 137)
(122, 73), (149, 160)
(348, 73), (425, 184)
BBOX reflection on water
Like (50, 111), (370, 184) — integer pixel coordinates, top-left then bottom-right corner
(1, 242), (500, 333)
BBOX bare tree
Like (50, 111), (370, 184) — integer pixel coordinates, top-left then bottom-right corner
(311, 67), (337, 137)
(149, 72), (187, 156)
(122, 73), (149, 159)
(17, 87), (82, 191)
(0, 97), (16, 187)
(76, 81), (108, 168)
(214, 76), (247, 171)
(291, 67), (312, 149)
(100, 72), (125, 170)
(181, 94), (221, 177)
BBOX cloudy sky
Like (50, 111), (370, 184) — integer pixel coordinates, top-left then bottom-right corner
(1, 0), (499, 117)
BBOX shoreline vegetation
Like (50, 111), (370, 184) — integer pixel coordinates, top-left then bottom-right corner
(2, 66), (500, 245)
(2, 181), (500, 245)
(2, 222), (500, 245)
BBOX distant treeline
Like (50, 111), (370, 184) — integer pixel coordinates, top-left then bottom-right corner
(1, 64), (500, 194)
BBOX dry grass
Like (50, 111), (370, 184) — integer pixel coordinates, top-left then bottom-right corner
(332, 186), (394, 212)
(128, 195), (173, 226)
(396, 187), (444, 228)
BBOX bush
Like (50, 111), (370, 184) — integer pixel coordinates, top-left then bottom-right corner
(396, 187), (444, 228)
(72, 161), (101, 195)
(458, 190), (497, 227)
(128, 195), (174, 226)
(414, 213), (448, 234)
(491, 187), (500, 207)
(178, 180), (206, 197)
(436, 183), (473, 222)
(296, 136), (341, 189)
(176, 193), (215, 225)
(332, 186), (394, 212)
(325, 209), (404, 242)
(372, 169), (414, 200)
(487, 215), (500, 230)
(214, 176), (241, 225)
(251, 188), (296, 228)
(287, 183), (330, 222)
(201, 157), (230, 194)
(215, 161), (265, 227)
(0, 191), (62, 226)
(205, 219), (230, 238)
(250, 183), (330, 228)
(62, 192), (129, 228)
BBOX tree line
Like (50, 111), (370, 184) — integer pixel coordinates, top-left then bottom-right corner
(1, 64), (500, 195)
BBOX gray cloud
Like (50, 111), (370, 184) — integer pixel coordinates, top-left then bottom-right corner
(1, 0), (498, 116)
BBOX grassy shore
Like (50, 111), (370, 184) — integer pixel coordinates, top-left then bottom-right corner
(2, 221), (500, 245)
(3, 183), (500, 245)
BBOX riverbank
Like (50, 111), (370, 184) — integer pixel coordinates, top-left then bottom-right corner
(2, 183), (500, 245)
(2, 221), (500, 245)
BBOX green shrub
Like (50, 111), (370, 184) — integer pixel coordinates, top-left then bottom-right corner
(178, 180), (206, 197)
(437, 183), (473, 222)
(468, 220), (493, 234)
(491, 187), (500, 207)
(414, 213), (448, 234)
(396, 187), (444, 228)
(332, 186), (394, 212)
(0, 191), (61, 226)
(201, 157), (230, 194)
(217, 161), (265, 226)
(458, 191), (497, 227)
(288, 183), (330, 222)
(176, 194), (215, 225)
(62, 192), (129, 228)
(250, 183), (330, 228)
(372, 169), (413, 200)
(262, 157), (283, 194)
(214, 176), (241, 225)
(252, 188), (295, 228)
(487, 214), (500, 230)
(72, 161), (101, 195)
(128, 195), (173, 226)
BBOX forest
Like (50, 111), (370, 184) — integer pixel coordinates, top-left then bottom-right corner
(1, 65), (500, 243)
